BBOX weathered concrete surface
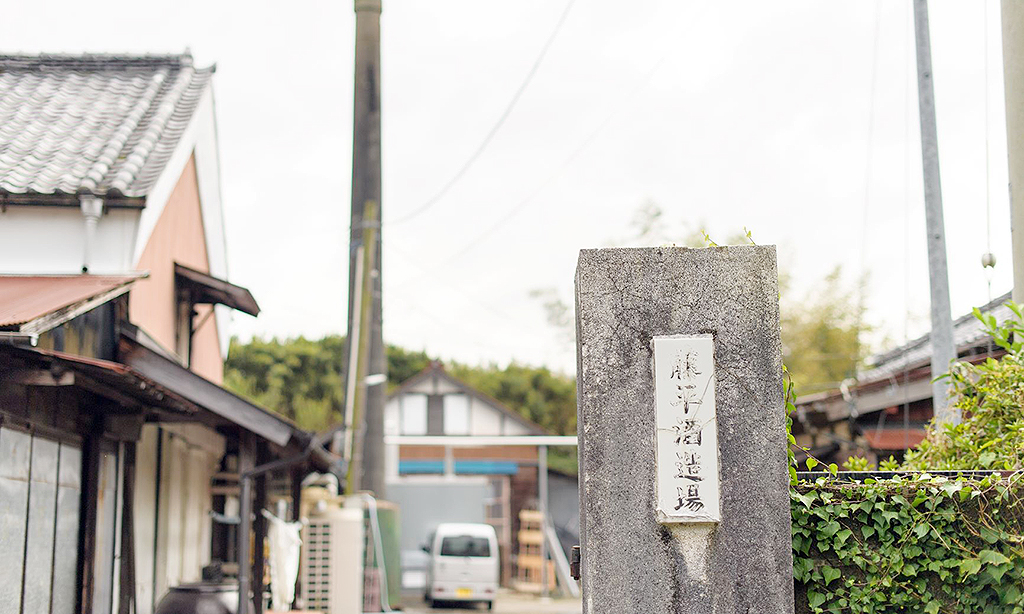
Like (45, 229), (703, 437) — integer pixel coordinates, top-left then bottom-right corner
(574, 246), (793, 614)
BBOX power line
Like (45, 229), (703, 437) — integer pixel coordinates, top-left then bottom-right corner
(433, 3), (713, 268)
(437, 55), (672, 268)
(856, 0), (882, 375)
(385, 0), (577, 227)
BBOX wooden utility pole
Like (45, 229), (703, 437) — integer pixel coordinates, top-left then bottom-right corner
(913, 0), (958, 425)
(345, 0), (387, 496)
(1003, 0), (1024, 303)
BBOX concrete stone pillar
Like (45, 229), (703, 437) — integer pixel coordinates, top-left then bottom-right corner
(574, 246), (793, 614)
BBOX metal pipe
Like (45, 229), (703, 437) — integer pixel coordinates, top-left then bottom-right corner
(443, 445), (454, 478)
(80, 196), (103, 273)
(342, 245), (365, 460)
(383, 435), (578, 447)
(539, 444), (549, 600)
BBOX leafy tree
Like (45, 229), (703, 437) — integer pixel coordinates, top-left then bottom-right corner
(225, 337), (577, 460)
(224, 335), (346, 431)
(448, 361), (576, 437)
(224, 336), (433, 431)
(386, 344), (431, 390)
(781, 267), (869, 394)
(533, 201), (871, 395)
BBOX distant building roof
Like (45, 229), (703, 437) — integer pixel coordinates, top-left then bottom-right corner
(862, 427), (927, 451)
(859, 291), (1013, 383)
(390, 361), (549, 436)
(0, 53), (212, 204)
(0, 273), (141, 330)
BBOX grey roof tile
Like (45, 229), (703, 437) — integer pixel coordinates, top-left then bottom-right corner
(0, 53), (213, 203)
(859, 290), (1013, 383)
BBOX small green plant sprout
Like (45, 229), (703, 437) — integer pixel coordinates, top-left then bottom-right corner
(743, 227), (756, 245)
(878, 455), (900, 471)
(843, 455), (874, 471)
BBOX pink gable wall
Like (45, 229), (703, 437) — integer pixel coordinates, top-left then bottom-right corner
(130, 155), (224, 384)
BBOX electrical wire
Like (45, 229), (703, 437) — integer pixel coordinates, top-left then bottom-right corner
(856, 0), (882, 383)
(385, 0), (577, 227)
(436, 53), (673, 268)
(901, 2), (914, 452)
(432, 2), (714, 268)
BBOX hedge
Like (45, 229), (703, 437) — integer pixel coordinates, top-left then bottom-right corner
(791, 473), (1024, 613)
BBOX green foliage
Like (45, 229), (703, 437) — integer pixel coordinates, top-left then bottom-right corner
(224, 337), (577, 464)
(903, 303), (1024, 471)
(781, 267), (868, 395)
(448, 361), (576, 437)
(224, 335), (346, 432)
(386, 345), (431, 390)
(224, 336), (431, 431)
(843, 456), (874, 471)
(792, 473), (1024, 613)
(842, 455), (901, 472)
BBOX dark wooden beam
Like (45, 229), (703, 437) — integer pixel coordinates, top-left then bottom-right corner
(290, 466), (303, 609)
(236, 431), (256, 614)
(77, 426), (101, 614)
(252, 454), (268, 614)
(118, 441), (137, 614)
(0, 368), (74, 387)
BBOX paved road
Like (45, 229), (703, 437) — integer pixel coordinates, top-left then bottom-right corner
(401, 592), (582, 614)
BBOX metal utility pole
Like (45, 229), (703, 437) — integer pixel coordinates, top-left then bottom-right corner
(345, 0), (387, 496)
(1003, 0), (1024, 303)
(913, 0), (959, 425)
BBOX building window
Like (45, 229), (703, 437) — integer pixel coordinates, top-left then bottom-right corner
(444, 394), (470, 435)
(401, 394), (428, 435)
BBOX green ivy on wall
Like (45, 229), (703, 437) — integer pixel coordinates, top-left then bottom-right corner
(791, 473), (1024, 613)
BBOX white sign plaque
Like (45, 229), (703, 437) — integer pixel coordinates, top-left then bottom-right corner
(653, 335), (721, 523)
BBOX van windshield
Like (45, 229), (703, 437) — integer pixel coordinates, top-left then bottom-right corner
(439, 535), (491, 557)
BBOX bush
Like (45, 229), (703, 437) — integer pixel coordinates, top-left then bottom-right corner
(792, 473), (1024, 613)
(904, 303), (1024, 471)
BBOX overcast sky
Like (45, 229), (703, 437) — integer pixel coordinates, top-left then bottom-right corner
(7, 0), (1013, 374)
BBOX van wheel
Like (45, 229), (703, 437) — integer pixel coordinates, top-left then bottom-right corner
(485, 601), (494, 611)
(425, 598), (435, 609)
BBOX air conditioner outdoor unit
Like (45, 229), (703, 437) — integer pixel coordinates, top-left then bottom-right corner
(300, 506), (364, 614)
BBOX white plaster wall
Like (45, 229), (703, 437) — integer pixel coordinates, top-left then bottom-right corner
(384, 398), (400, 436)
(385, 398), (401, 480)
(469, 396), (502, 436)
(0, 207), (139, 273)
(433, 378), (462, 395)
(503, 420), (533, 436)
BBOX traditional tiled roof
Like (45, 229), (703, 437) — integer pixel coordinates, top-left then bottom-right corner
(0, 53), (213, 205)
(859, 290), (1013, 383)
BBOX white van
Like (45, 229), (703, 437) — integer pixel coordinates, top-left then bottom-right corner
(423, 523), (499, 610)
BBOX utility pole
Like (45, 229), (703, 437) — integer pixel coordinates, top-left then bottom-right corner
(345, 0), (386, 496)
(1002, 0), (1024, 303)
(913, 0), (959, 425)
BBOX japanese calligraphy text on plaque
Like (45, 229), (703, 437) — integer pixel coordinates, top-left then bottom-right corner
(653, 335), (721, 523)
